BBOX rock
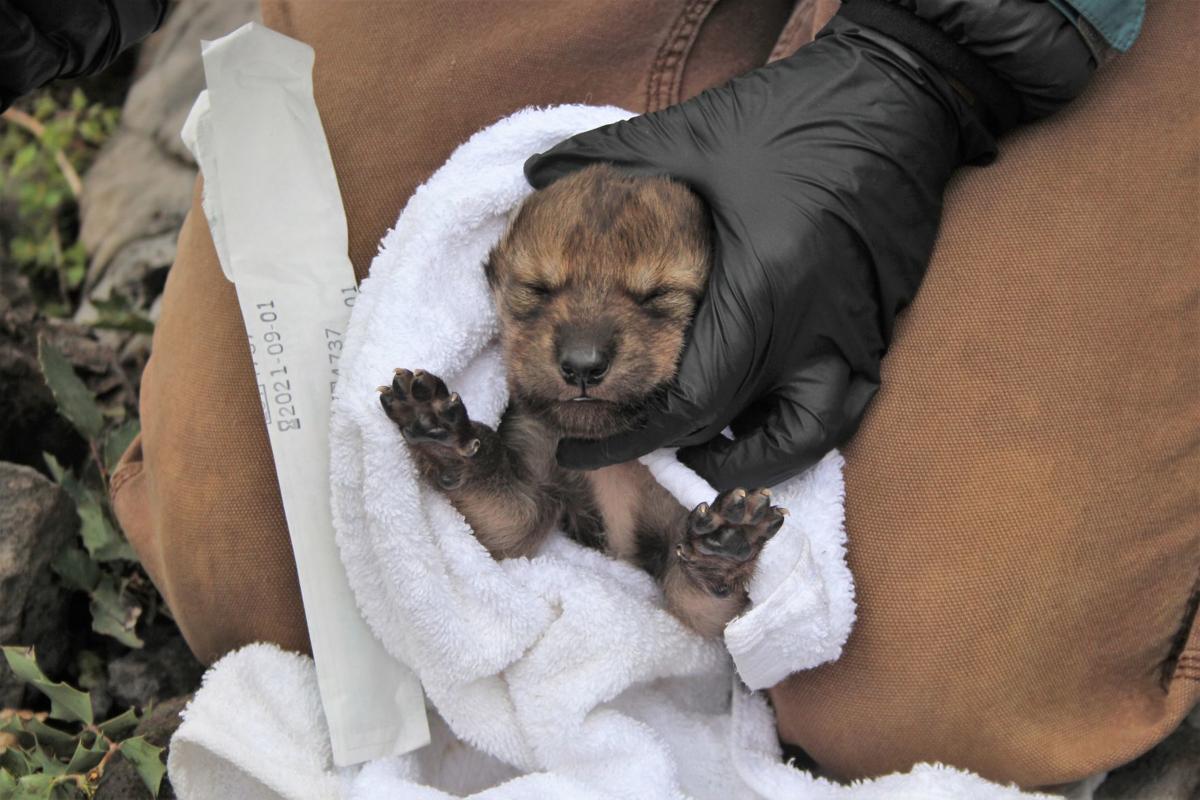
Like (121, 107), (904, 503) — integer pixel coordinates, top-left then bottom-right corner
(94, 694), (191, 800)
(74, 231), (175, 330)
(39, 320), (121, 376)
(79, 0), (259, 290)
(0, 463), (78, 706)
(79, 134), (196, 284)
(106, 633), (204, 711)
(122, 0), (260, 163)
(1095, 722), (1200, 799)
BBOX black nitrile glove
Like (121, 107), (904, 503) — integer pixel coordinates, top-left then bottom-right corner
(526, 0), (1095, 491)
(0, 0), (167, 111)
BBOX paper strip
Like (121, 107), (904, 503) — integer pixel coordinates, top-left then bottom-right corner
(183, 22), (429, 766)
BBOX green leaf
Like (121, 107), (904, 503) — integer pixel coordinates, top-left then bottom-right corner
(74, 490), (132, 563)
(11, 145), (38, 177)
(25, 747), (64, 778)
(41, 453), (65, 484)
(10, 238), (35, 264)
(49, 782), (80, 800)
(3, 648), (48, 685)
(23, 719), (76, 758)
(49, 548), (99, 594)
(33, 94), (56, 120)
(69, 90), (86, 113)
(77, 120), (101, 144)
(1, 745), (31, 776)
(36, 338), (104, 440)
(35, 238), (57, 269)
(38, 303), (70, 320)
(52, 468), (84, 506)
(96, 709), (138, 740)
(0, 768), (16, 792)
(62, 737), (104, 775)
(61, 244), (86, 291)
(89, 577), (143, 649)
(102, 420), (139, 473)
(93, 538), (136, 564)
(64, 262), (85, 290)
(73, 653), (106, 695)
(14, 772), (55, 800)
(1, 649), (93, 726)
(117, 737), (163, 797)
(91, 296), (154, 336)
(40, 122), (68, 153)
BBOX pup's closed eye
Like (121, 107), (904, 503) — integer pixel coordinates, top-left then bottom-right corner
(632, 288), (669, 306)
(629, 286), (701, 319)
(507, 281), (559, 321)
(524, 282), (558, 299)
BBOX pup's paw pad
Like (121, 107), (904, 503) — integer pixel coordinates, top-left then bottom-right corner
(379, 369), (479, 457)
(684, 488), (785, 564)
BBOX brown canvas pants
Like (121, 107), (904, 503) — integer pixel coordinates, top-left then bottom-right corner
(111, 0), (1199, 788)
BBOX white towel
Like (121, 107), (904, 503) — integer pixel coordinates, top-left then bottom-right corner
(169, 105), (1048, 800)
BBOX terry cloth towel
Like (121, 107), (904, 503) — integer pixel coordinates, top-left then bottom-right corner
(169, 105), (1049, 799)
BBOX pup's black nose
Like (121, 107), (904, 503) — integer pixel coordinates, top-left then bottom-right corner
(559, 346), (610, 388)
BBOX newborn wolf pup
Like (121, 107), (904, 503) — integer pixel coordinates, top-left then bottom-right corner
(379, 164), (786, 637)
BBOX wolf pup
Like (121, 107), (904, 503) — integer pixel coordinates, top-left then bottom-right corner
(378, 164), (786, 637)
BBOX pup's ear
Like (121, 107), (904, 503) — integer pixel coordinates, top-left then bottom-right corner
(483, 247), (500, 290)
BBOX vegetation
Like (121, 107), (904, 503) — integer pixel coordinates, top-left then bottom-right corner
(2, 87), (174, 797)
(1, 647), (163, 799)
(0, 89), (117, 316)
(39, 337), (150, 652)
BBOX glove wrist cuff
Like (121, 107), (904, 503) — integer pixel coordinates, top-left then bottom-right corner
(836, 0), (1020, 136)
(859, 0), (1097, 124)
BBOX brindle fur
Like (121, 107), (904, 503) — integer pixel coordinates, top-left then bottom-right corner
(380, 165), (785, 637)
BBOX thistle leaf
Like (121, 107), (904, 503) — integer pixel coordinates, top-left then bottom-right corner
(50, 547), (100, 594)
(37, 337), (104, 440)
(41, 452), (66, 484)
(63, 736), (106, 775)
(75, 490), (133, 563)
(96, 709), (138, 739)
(13, 772), (55, 798)
(102, 420), (140, 473)
(1, 648), (93, 726)
(1, 745), (32, 776)
(24, 719), (76, 757)
(89, 578), (144, 649)
(25, 747), (64, 778)
(117, 737), (164, 797)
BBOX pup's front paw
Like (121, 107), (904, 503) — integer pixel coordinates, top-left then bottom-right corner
(379, 369), (480, 459)
(678, 488), (786, 597)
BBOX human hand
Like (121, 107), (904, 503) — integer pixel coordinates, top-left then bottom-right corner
(525, 11), (1005, 489)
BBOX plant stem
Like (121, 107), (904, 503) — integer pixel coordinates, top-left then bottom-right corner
(1, 107), (84, 198)
(89, 437), (110, 490)
(50, 225), (70, 306)
(86, 736), (120, 788)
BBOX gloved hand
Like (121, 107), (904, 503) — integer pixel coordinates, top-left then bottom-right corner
(0, 0), (167, 111)
(526, 1), (1093, 490)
